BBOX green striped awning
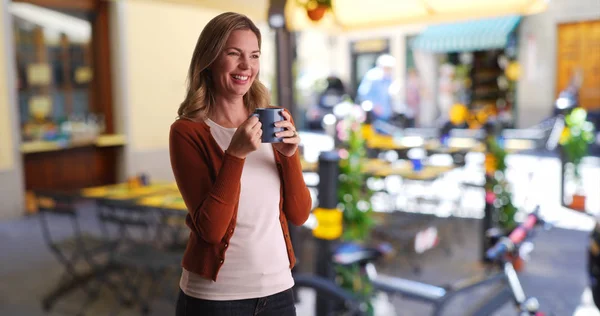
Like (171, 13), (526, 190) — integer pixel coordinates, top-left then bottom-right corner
(411, 15), (521, 53)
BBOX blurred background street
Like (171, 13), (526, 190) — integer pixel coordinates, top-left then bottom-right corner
(1, 0), (599, 315)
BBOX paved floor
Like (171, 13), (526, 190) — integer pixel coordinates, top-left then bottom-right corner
(0, 153), (598, 315)
(0, 212), (593, 316)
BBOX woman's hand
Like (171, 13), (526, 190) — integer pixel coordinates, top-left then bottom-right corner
(273, 110), (300, 157)
(226, 116), (262, 159)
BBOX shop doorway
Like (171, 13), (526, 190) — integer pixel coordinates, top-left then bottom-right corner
(556, 19), (600, 129)
(349, 38), (390, 100)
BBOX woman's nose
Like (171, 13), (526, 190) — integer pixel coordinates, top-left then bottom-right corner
(239, 57), (250, 70)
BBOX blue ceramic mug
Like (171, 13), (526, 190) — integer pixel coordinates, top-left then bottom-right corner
(251, 108), (285, 143)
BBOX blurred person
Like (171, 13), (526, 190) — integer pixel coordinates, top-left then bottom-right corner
(589, 223), (600, 310)
(553, 69), (582, 116)
(437, 63), (457, 123)
(356, 54), (397, 122)
(319, 76), (347, 107)
(306, 75), (349, 129)
(404, 68), (421, 126)
(170, 12), (311, 316)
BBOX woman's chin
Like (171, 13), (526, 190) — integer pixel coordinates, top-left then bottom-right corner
(229, 87), (251, 97)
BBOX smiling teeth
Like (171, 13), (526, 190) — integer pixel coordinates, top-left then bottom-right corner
(233, 75), (248, 80)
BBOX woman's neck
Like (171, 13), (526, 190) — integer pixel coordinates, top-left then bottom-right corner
(210, 94), (248, 128)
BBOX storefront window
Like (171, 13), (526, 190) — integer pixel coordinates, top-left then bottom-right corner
(12, 3), (103, 143)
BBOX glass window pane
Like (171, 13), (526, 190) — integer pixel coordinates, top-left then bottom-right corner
(11, 3), (102, 142)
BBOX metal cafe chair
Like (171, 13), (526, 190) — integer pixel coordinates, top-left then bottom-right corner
(96, 201), (183, 315)
(35, 190), (120, 315)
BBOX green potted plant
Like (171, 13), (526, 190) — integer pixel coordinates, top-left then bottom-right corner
(335, 104), (376, 315)
(484, 134), (517, 232)
(560, 107), (596, 210)
(337, 114), (375, 241)
(483, 126), (523, 270)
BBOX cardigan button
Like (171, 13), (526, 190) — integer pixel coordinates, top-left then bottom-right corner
(224, 243), (228, 248)
(220, 259), (224, 264)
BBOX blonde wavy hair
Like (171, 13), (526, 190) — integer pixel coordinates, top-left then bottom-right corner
(178, 12), (271, 120)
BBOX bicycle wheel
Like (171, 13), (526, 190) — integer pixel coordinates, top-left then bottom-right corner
(293, 273), (367, 316)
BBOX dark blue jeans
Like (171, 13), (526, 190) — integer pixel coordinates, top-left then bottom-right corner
(176, 288), (296, 316)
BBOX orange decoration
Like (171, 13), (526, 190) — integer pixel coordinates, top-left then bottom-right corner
(570, 194), (586, 211)
(306, 5), (328, 21)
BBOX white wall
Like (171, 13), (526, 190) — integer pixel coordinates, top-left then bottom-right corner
(0, 0), (25, 219)
(112, 0), (275, 180)
(516, 0), (600, 128)
(0, 0), (14, 172)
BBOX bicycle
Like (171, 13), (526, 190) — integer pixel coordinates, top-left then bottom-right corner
(331, 206), (548, 316)
(292, 273), (368, 316)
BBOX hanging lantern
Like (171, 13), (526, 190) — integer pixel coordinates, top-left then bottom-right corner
(305, 0), (330, 21)
(497, 55), (509, 69)
(505, 62), (521, 81)
(497, 76), (509, 90)
(459, 52), (473, 65)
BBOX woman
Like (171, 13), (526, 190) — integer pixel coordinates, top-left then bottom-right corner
(170, 12), (312, 315)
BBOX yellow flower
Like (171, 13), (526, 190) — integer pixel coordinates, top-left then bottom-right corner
(449, 103), (468, 125)
(485, 154), (497, 175)
(559, 127), (570, 145)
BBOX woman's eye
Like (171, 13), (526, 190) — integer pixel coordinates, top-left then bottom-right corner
(228, 52), (239, 56)
(251, 54), (260, 59)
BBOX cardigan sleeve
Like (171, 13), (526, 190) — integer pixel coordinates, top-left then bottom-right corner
(277, 109), (312, 226)
(169, 122), (245, 244)
(278, 150), (312, 226)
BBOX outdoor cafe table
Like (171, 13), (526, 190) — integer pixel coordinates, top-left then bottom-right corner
(367, 135), (481, 153)
(366, 133), (536, 155)
(35, 181), (181, 312)
(301, 157), (455, 181)
(135, 192), (187, 213)
(80, 182), (179, 206)
(79, 181), (184, 244)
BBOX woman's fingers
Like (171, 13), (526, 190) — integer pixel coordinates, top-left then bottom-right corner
(280, 110), (291, 121)
(275, 119), (293, 129)
(276, 129), (296, 138)
(282, 135), (300, 144)
(243, 115), (260, 131)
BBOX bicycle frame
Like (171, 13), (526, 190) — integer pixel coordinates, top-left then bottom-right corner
(365, 257), (538, 315)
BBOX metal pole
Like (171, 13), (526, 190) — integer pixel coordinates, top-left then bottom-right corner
(560, 148), (566, 207)
(481, 122), (500, 263)
(268, 0), (297, 120)
(314, 151), (341, 316)
(482, 201), (495, 263)
(268, 0), (302, 272)
(275, 29), (296, 115)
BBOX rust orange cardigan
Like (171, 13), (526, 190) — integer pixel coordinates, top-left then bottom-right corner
(169, 118), (312, 281)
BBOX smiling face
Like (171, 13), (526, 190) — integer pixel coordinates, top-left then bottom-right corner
(210, 29), (260, 99)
